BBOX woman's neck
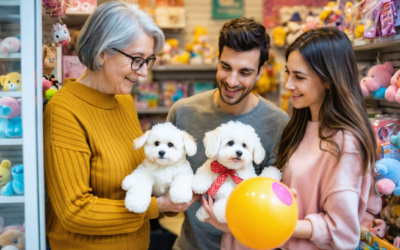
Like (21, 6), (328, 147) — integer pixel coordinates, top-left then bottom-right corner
(77, 70), (108, 94)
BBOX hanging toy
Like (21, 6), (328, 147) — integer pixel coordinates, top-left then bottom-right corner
(52, 23), (71, 46)
(42, 0), (74, 19)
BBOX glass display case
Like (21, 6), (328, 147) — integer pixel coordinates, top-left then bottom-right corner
(0, 0), (44, 249)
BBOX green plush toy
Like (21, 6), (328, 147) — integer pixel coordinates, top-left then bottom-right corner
(0, 160), (11, 189)
(45, 88), (57, 100)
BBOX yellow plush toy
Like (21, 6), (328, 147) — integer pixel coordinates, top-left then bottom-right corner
(356, 24), (364, 39)
(272, 27), (287, 48)
(252, 52), (281, 95)
(0, 159), (11, 188)
(0, 72), (22, 91)
(186, 26), (208, 52)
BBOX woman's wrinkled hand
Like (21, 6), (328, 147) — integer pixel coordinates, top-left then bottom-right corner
(157, 191), (201, 213)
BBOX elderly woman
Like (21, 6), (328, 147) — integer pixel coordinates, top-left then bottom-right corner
(43, 1), (198, 249)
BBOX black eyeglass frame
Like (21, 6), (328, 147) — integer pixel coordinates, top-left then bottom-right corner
(112, 48), (156, 71)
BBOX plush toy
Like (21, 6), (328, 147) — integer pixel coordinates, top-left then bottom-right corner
(0, 37), (20, 54)
(319, 1), (344, 29)
(272, 27), (287, 48)
(385, 69), (400, 103)
(52, 23), (71, 46)
(0, 160), (11, 189)
(0, 164), (24, 196)
(374, 158), (400, 196)
(43, 45), (57, 78)
(0, 97), (22, 138)
(302, 16), (320, 32)
(0, 230), (25, 250)
(356, 24), (365, 39)
(360, 62), (393, 98)
(369, 219), (390, 238)
(0, 72), (22, 91)
(186, 26), (215, 65)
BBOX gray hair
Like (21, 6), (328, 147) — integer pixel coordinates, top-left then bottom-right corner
(77, 0), (165, 71)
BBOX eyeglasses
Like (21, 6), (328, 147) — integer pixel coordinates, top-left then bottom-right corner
(112, 48), (156, 71)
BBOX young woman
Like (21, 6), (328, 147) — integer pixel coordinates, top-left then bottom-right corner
(216, 27), (382, 250)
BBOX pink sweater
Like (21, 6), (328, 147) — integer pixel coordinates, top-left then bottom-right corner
(221, 121), (381, 250)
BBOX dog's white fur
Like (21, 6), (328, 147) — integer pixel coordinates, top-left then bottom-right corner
(122, 122), (197, 213)
(192, 121), (282, 223)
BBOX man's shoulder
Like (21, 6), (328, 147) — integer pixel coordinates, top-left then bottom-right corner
(170, 90), (215, 112)
(258, 97), (289, 123)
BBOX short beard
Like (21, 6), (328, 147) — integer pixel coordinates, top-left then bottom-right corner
(218, 80), (255, 105)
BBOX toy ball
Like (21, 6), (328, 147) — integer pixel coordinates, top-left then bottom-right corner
(226, 177), (298, 250)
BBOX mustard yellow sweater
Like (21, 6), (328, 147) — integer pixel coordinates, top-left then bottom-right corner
(44, 79), (159, 250)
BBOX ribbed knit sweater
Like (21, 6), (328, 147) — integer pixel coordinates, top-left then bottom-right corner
(43, 79), (159, 250)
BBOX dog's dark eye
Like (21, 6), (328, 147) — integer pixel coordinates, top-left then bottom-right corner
(168, 142), (174, 147)
(155, 141), (160, 146)
(14, 239), (18, 244)
(228, 141), (234, 146)
(242, 143), (246, 148)
(378, 229), (380, 231)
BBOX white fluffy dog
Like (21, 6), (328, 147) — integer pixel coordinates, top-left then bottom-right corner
(122, 122), (197, 213)
(192, 121), (282, 223)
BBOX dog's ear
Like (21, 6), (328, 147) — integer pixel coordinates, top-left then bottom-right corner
(253, 139), (266, 165)
(181, 131), (197, 157)
(133, 131), (150, 150)
(203, 127), (221, 159)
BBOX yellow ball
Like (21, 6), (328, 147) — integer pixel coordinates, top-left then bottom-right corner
(226, 177), (298, 250)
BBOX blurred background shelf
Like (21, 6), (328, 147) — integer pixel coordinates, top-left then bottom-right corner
(353, 35), (400, 52)
(136, 107), (171, 114)
(0, 53), (21, 59)
(0, 91), (21, 97)
(0, 195), (24, 204)
(0, 0), (19, 6)
(152, 65), (218, 71)
(0, 138), (23, 146)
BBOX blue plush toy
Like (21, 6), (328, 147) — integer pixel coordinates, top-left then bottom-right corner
(0, 165), (24, 196)
(375, 158), (400, 196)
(0, 97), (22, 138)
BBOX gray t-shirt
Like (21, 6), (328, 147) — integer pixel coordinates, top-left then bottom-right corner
(167, 89), (289, 250)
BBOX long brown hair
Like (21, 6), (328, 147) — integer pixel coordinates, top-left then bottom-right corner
(275, 27), (376, 175)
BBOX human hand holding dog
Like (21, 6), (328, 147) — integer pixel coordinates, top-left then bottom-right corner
(202, 194), (230, 233)
(157, 191), (201, 213)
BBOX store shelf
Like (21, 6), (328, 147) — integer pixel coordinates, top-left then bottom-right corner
(0, 91), (21, 97)
(0, 195), (24, 204)
(0, 138), (23, 145)
(152, 65), (218, 71)
(136, 107), (170, 114)
(0, 53), (21, 59)
(353, 35), (400, 52)
(0, 0), (19, 6)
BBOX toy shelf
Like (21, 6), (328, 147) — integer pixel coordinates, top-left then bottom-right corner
(0, 91), (21, 97)
(152, 65), (218, 71)
(0, 53), (21, 59)
(0, 138), (23, 146)
(0, 0), (19, 6)
(0, 195), (24, 204)
(136, 107), (170, 114)
(353, 35), (400, 52)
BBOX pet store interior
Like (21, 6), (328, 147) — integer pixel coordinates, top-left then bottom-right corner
(2, 0), (400, 249)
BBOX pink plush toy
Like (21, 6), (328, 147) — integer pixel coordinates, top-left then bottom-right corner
(42, 77), (51, 94)
(385, 69), (400, 103)
(0, 97), (21, 119)
(361, 62), (393, 98)
(0, 37), (20, 54)
(369, 219), (389, 238)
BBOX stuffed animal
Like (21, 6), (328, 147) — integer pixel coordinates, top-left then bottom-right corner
(186, 26), (215, 65)
(0, 160), (11, 189)
(42, 45), (57, 78)
(0, 230), (25, 250)
(272, 27), (287, 48)
(52, 23), (71, 46)
(0, 164), (24, 196)
(0, 97), (22, 138)
(360, 62), (393, 98)
(369, 219), (389, 238)
(385, 69), (400, 103)
(0, 72), (22, 91)
(375, 158), (400, 196)
(0, 37), (20, 54)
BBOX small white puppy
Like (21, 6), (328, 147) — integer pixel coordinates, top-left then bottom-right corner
(192, 121), (282, 223)
(122, 122), (197, 213)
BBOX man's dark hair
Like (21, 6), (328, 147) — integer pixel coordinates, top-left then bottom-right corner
(218, 17), (270, 73)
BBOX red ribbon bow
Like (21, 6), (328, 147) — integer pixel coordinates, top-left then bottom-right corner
(207, 161), (243, 197)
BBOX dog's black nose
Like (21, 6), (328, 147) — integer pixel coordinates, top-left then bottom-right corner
(159, 151), (166, 157)
(236, 151), (242, 157)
